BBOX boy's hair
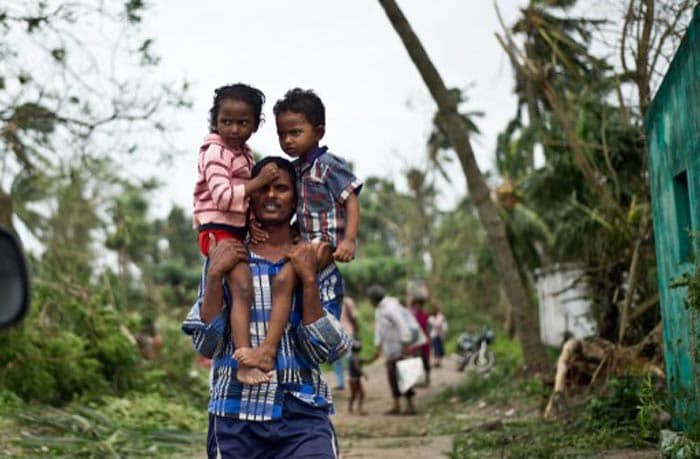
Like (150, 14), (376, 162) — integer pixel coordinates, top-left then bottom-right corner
(209, 83), (265, 133)
(273, 88), (325, 127)
(251, 156), (298, 200)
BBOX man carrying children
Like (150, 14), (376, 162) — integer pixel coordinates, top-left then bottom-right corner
(183, 157), (352, 458)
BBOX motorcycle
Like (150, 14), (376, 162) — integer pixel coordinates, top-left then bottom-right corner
(453, 328), (495, 374)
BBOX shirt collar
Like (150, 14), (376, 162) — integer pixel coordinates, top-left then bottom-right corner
(302, 146), (327, 167)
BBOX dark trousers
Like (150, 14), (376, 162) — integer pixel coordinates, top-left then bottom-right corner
(206, 396), (338, 458)
(386, 357), (415, 399)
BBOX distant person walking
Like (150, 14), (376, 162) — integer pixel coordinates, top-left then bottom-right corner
(428, 304), (447, 368)
(367, 285), (417, 415)
(410, 298), (431, 386)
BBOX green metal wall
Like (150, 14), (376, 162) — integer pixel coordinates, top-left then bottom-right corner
(645, 5), (700, 432)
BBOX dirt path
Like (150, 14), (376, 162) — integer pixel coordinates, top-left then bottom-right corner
(327, 359), (464, 459)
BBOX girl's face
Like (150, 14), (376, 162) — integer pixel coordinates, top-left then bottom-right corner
(216, 99), (257, 149)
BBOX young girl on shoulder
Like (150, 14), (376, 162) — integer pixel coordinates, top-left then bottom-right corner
(192, 83), (280, 384)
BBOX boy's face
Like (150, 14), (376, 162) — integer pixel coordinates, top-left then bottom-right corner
(275, 111), (324, 159)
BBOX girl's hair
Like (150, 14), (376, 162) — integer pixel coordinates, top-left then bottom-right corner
(209, 83), (265, 133)
(273, 88), (325, 127)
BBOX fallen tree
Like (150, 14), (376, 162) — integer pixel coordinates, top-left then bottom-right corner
(544, 322), (664, 419)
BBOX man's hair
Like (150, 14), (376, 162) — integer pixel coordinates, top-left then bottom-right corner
(366, 285), (386, 304)
(273, 88), (325, 127)
(252, 156), (298, 199)
(209, 83), (265, 133)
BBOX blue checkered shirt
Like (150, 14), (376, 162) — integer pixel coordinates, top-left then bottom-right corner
(182, 252), (352, 421)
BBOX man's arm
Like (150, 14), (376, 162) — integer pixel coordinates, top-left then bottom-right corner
(182, 260), (228, 358)
(288, 243), (352, 363)
(181, 237), (248, 358)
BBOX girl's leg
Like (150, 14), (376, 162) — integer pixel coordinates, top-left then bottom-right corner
(229, 263), (270, 385)
(228, 261), (252, 351)
(234, 262), (297, 371)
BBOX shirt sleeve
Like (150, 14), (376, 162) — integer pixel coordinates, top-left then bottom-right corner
(296, 310), (352, 364)
(373, 309), (382, 348)
(181, 259), (229, 358)
(201, 144), (247, 213)
(324, 156), (363, 204)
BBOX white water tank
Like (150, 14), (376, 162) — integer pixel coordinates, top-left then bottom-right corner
(534, 263), (597, 346)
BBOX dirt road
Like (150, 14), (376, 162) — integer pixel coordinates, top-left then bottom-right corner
(328, 359), (465, 459)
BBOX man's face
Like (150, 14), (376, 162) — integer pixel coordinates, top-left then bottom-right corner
(250, 167), (296, 225)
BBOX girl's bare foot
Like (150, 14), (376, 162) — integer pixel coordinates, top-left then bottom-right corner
(233, 345), (276, 371)
(236, 366), (273, 385)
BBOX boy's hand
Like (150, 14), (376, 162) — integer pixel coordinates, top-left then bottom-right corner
(333, 238), (356, 262)
(208, 235), (248, 278)
(248, 220), (269, 245)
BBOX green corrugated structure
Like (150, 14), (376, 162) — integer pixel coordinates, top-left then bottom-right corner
(645, 5), (700, 432)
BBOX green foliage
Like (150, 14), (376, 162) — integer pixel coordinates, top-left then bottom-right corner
(0, 282), (137, 403)
(2, 395), (205, 458)
(584, 376), (648, 431)
(339, 256), (417, 298)
(637, 373), (664, 440)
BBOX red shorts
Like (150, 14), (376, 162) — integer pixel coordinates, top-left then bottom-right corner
(198, 229), (244, 257)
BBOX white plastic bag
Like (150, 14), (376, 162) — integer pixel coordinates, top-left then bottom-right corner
(396, 356), (426, 393)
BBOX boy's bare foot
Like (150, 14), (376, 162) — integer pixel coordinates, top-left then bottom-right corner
(236, 366), (273, 385)
(234, 344), (276, 371)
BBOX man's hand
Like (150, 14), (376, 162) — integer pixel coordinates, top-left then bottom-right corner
(208, 235), (248, 278)
(248, 220), (269, 245)
(333, 238), (356, 262)
(401, 342), (415, 357)
(286, 242), (318, 284)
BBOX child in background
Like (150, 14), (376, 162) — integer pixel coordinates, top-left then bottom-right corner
(192, 83), (280, 384)
(348, 338), (367, 415)
(235, 88), (363, 371)
(428, 303), (448, 368)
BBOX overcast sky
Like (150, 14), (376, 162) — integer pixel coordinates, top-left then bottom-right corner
(144, 1), (527, 214)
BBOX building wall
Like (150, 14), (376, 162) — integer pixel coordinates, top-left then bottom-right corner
(645, 5), (700, 431)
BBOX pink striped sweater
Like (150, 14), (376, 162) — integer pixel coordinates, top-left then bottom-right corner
(192, 133), (254, 230)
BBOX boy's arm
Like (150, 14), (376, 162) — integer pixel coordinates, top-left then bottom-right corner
(333, 193), (359, 262)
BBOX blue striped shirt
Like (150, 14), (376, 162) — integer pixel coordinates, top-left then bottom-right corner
(182, 252), (352, 421)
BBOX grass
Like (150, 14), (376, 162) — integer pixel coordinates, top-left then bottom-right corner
(0, 314), (211, 458)
(423, 336), (661, 458)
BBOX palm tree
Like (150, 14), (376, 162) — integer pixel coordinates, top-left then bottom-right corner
(377, 0), (549, 372)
